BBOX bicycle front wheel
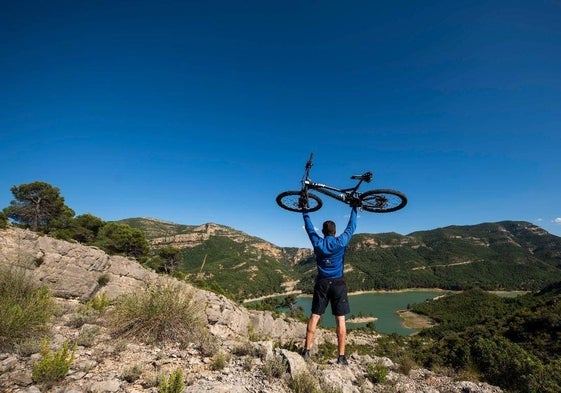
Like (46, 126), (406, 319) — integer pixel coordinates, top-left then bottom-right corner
(276, 191), (323, 213)
(360, 189), (407, 213)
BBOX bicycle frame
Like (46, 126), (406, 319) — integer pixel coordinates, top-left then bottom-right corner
(301, 153), (369, 205)
(304, 179), (367, 204)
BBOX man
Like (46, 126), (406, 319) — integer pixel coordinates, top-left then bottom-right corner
(302, 205), (358, 365)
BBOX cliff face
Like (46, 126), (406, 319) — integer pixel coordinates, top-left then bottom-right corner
(148, 221), (314, 266)
(0, 227), (502, 393)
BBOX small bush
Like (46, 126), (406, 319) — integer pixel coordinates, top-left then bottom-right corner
(32, 339), (76, 387)
(76, 324), (99, 347)
(316, 340), (337, 363)
(365, 361), (388, 384)
(109, 282), (204, 346)
(397, 354), (417, 375)
(211, 351), (229, 370)
(14, 337), (42, 357)
(291, 371), (319, 393)
(158, 368), (185, 393)
(0, 211), (8, 228)
(97, 274), (110, 287)
(121, 364), (143, 383)
(318, 380), (343, 393)
(247, 323), (261, 342)
(0, 267), (55, 351)
(233, 341), (262, 358)
(263, 355), (287, 380)
(86, 292), (111, 311)
(241, 356), (254, 371)
(198, 330), (219, 357)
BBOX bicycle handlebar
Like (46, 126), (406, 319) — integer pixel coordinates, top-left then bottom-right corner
(306, 152), (314, 170)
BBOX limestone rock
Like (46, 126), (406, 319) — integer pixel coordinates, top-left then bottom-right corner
(0, 227), (503, 393)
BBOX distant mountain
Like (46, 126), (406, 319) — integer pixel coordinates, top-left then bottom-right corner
(121, 218), (561, 297)
(338, 220), (561, 292)
(119, 218), (311, 299)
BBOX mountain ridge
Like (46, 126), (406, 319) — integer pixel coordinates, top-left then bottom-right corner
(119, 218), (561, 297)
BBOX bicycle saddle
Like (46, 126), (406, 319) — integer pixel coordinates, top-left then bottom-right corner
(350, 172), (373, 182)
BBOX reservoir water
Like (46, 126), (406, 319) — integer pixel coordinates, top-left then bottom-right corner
(295, 290), (442, 335)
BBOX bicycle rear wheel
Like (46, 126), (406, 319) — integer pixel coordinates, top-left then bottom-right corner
(360, 189), (407, 213)
(276, 191), (323, 213)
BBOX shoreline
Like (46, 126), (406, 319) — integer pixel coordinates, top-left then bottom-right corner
(242, 290), (302, 304)
(397, 310), (437, 330)
(347, 316), (377, 324)
(242, 288), (527, 304)
(348, 287), (448, 296)
(297, 287), (448, 299)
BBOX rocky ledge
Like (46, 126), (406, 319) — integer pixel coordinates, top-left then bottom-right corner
(0, 227), (502, 392)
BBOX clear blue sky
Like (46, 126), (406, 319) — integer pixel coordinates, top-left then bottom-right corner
(1, 1), (560, 248)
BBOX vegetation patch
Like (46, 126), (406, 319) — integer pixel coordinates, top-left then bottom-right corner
(158, 368), (185, 393)
(0, 267), (55, 351)
(397, 286), (561, 392)
(32, 339), (76, 388)
(365, 361), (388, 384)
(109, 282), (205, 346)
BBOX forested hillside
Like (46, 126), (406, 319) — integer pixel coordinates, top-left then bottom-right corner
(124, 218), (561, 298)
(299, 221), (561, 293)
(394, 283), (561, 392)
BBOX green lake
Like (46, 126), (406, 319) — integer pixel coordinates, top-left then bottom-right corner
(295, 290), (443, 335)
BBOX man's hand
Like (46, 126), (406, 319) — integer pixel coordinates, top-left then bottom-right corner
(350, 198), (362, 208)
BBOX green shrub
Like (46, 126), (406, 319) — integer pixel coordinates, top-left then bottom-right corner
(109, 282), (204, 346)
(76, 324), (99, 347)
(158, 368), (185, 393)
(397, 353), (417, 375)
(121, 364), (143, 383)
(0, 267), (55, 351)
(263, 355), (287, 380)
(198, 330), (219, 357)
(291, 371), (319, 393)
(471, 335), (542, 392)
(86, 292), (111, 311)
(365, 361), (388, 384)
(0, 211), (8, 228)
(97, 274), (110, 287)
(32, 339), (76, 387)
(316, 340), (337, 363)
(233, 341), (263, 358)
(211, 351), (229, 370)
(318, 380), (344, 393)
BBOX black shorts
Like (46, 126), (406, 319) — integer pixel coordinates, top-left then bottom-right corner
(311, 277), (350, 316)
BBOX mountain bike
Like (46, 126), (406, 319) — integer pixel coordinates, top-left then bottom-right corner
(276, 153), (407, 213)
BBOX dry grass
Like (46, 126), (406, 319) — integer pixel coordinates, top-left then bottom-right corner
(0, 267), (55, 351)
(109, 282), (206, 346)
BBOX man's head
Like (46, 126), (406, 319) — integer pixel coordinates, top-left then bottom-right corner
(322, 220), (336, 237)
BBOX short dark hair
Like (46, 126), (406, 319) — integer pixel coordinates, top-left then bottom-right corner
(322, 220), (336, 236)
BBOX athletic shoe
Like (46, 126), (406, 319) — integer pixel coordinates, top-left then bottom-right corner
(302, 349), (311, 361)
(336, 355), (348, 365)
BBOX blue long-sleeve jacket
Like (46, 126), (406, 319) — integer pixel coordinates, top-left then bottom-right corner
(303, 208), (357, 280)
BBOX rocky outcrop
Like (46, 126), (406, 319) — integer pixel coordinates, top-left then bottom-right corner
(0, 227), (503, 392)
(0, 227), (157, 301)
(150, 223), (256, 248)
(0, 227), (308, 343)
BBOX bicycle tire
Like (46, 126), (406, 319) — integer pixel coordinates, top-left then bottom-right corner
(360, 189), (407, 213)
(276, 191), (323, 213)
